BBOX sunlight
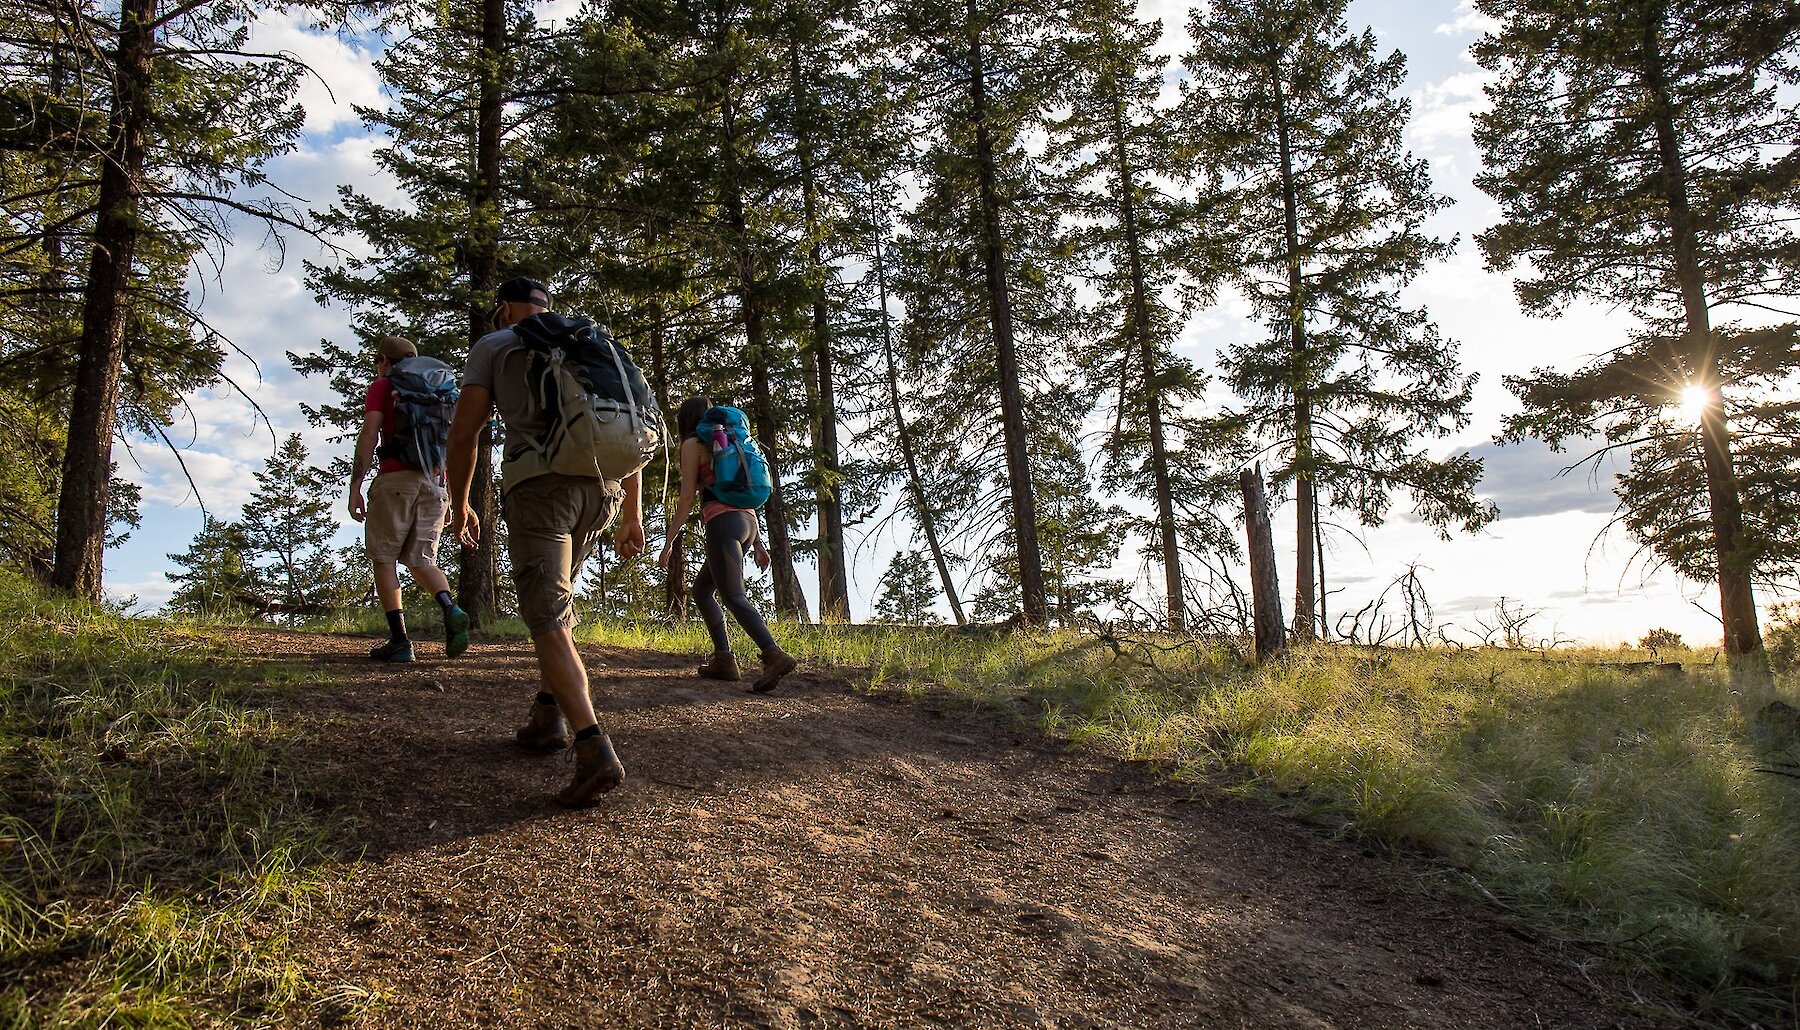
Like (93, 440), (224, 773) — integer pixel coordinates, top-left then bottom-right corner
(1678, 384), (1712, 425)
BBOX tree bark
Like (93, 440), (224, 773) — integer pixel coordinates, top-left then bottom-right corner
(789, 30), (851, 622)
(1107, 80), (1184, 633)
(52, 0), (157, 599)
(1241, 465), (1286, 661)
(1271, 67), (1316, 643)
(1642, 8), (1765, 678)
(1315, 512), (1328, 640)
(456, 0), (505, 626)
(967, 2), (1047, 624)
(874, 221), (966, 625)
(643, 237), (688, 621)
(716, 33), (809, 621)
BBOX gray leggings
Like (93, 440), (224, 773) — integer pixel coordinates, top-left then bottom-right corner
(693, 510), (778, 656)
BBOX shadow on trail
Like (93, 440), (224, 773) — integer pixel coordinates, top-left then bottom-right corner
(266, 635), (1056, 867)
(242, 630), (1663, 1029)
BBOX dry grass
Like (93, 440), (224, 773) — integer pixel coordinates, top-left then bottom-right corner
(219, 600), (1800, 1026)
(580, 618), (1800, 1027)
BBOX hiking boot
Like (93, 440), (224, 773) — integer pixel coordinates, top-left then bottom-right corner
(370, 637), (414, 663)
(697, 651), (740, 681)
(444, 605), (471, 659)
(750, 648), (797, 694)
(556, 731), (626, 808)
(515, 699), (570, 753)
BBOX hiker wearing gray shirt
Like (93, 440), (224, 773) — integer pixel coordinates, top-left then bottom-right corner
(446, 277), (645, 808)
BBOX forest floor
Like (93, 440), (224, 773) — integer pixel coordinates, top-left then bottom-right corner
(252, 629), (1665, 1029)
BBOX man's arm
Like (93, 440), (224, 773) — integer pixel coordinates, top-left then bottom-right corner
(447, 384), (493, 547)
(617, 468), (645, 560)
(347, 409), (382, 523)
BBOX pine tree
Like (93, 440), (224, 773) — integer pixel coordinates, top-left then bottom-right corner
(165, 516), (260, 617)
(888, 0), (1081, 625)
(781, 0), (877, 623)
(1474, 0), (1800, 677)
(1178, 0), (1493, 642)
(0, 389), (63, 580)
(298, 0), (558, 626)
(501, 4), (708, 618)
(874, 549), (942, 624)
(2, 1), (311, 599)
(239, 433), (341, 622)
(1049, 0), (1231, 632)
(701, 0), (817, 622)
(541, 0), (820, 622)
(970, 438), (1128, 625)
(862, 183), (969, 624)
(579, 551), (671, 623)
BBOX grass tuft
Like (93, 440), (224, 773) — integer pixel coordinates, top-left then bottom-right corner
(0, 570), (370, 1026)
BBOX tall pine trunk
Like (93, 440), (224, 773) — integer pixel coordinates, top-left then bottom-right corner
(875, 224), (966, 625)
(967, 3), (1048, 624)
(1272, 70), (1316, 643)
(1643, 12), (1764, 675)
(457, 0), (505, 626)
(790, 33), (850, 622)
(740, 274), (811, 622)
(1107, 86), (1184, 632)
(52, 0), (157, 599)
(718, 43), (810, 622)
(643, 234), (688, 620)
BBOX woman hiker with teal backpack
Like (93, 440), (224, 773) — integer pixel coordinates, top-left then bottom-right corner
(658, 397), (797, 692)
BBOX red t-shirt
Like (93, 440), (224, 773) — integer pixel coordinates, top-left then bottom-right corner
(363, 377), (408, 475)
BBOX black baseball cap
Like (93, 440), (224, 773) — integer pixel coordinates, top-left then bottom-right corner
(496, 277), (550, 305)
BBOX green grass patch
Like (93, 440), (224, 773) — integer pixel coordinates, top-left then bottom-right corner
(585, 618), (1798, 1026)
(0, 572), (370, 1026)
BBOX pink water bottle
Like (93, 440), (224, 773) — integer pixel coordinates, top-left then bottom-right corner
(710, 425), (728, 452)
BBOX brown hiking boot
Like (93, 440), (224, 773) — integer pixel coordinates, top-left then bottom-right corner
(750, 648), (797, 694)
(556, 731), (626, 808)
(697, 651), (740, 681)
(515, 699), (570, 753)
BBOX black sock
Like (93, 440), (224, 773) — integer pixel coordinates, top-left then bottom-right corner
(536, 691), (556, 706)
(435, 590), (455, 612)
(574, 725), (602, 742)
(385, 609), (407, 641)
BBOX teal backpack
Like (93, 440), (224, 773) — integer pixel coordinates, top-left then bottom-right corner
(695, 405), (772, 509)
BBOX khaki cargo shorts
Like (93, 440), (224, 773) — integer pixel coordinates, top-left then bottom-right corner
(504, 474), (620, 637)
(365, 470), (447, 567)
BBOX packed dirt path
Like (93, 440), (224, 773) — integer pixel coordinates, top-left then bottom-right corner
(256, 630), (1661, 1029)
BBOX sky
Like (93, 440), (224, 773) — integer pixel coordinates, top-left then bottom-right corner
(100, 0), (1768, 647)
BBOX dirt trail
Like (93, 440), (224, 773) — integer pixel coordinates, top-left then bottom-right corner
(257, 630), (1658, 1029)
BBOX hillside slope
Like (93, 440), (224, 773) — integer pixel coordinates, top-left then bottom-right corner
(256, 631), (1657, 1029)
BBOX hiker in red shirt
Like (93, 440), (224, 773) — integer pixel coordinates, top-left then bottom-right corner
(347, 335), (470, 662)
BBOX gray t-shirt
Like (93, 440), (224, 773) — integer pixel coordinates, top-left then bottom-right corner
(462, 326), (544, 468)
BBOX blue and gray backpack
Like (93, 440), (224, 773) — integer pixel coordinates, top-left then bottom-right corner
(695, 405), (772, 509)
(379, 355), (459, 474)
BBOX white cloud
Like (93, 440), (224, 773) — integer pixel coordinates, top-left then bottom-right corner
(1408, 68), (1493, 164)
(1434, 0), (1498, 37)
(538, 0), (586, 26)
(124, 445), (257, 515)
(106, 578), (176, 614)
(266, 133), (403, 214)
(246, 12), (385, 136)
